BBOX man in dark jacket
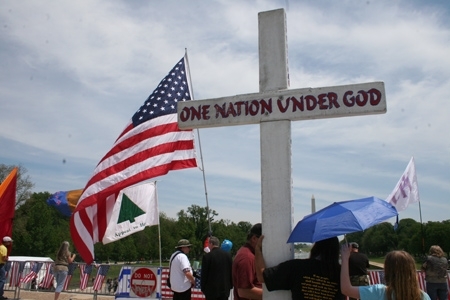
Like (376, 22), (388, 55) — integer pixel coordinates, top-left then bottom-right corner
(201, 236), (232, 300)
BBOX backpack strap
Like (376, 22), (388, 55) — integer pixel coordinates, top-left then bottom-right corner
(168, 251), (184, 281)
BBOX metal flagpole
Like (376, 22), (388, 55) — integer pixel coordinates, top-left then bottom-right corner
(418, 198), (425, 254)
(184, 49), (212, 234)
(155, 181), (162, 267)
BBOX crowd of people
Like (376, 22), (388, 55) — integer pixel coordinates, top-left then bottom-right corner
(1, 225), (448, 300)
(169, 222), (448, 300)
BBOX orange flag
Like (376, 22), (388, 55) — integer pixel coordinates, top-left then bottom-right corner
(0, 167), (17, 240)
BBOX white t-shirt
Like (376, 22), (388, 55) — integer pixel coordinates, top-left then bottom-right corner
(169, 251), (192, 293)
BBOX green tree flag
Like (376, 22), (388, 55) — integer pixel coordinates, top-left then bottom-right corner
(102, 182), (159, 244)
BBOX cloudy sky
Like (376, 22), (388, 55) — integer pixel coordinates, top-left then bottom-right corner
(1, 0), (449, 227)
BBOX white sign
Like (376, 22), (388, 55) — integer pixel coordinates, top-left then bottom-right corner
(178, 81), (386, 129)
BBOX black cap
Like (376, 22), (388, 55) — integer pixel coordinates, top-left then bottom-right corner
(249, 223), (262, 237)
(350, 242), (359, 249)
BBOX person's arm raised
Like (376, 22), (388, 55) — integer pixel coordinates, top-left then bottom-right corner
(340, 243), (360, 299)
(255, 235), (266, 283)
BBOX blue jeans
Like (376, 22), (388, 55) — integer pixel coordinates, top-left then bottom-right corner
(55, 270), (68, 293)
(426, 282), (448, 300)
(0, 264), (6, 297)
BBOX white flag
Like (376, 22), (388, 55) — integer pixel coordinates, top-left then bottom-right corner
(102, 182), (159, 244)
(386, 157), (420, 211)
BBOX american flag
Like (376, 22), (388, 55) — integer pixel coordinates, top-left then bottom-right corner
(20, 262), (43, 283)
(63, 263), (78, 290)
(161, 267), (205, 300)
(368, 270), (385, 284)
(9, 261), (25, 287)
(417, 270), (426, 291)
(38, 262), (55, 289)
(93, 264), (111, 291)
(70, 54), (197, 264)
(79, 264), (93, 290)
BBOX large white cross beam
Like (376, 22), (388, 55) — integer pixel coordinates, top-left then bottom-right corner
(178, 8), (386, 300)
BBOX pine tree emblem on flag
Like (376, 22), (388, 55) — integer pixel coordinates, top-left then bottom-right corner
(102, 182), (159, 244)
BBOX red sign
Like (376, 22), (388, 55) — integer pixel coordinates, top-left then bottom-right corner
(130, 267), (157, 298)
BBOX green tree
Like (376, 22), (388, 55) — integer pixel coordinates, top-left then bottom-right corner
(362, 222), (396, 256)
(395, 218), (422, 255)
(13, 192), (71, 258)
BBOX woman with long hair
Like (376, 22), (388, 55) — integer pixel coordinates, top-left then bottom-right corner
(422, 245), (449, 300)
(255, 236), (343, 299)
(54, 241), (76, 300)
(341, 244), (430, 300)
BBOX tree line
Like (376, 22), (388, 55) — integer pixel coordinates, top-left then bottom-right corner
(2, 164), (449, 262)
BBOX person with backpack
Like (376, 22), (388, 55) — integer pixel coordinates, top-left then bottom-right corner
(169, 239), (196, 300)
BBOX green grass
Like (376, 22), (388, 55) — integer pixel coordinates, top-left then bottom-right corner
(368, 257), (423, 270)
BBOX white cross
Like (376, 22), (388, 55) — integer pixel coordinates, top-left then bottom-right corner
(178, 8), (386, 300)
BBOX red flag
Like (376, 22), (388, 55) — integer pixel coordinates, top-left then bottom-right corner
(0, 167), (17, 240)
(70, 55), (197, 264)
(203, 236), (210, 253)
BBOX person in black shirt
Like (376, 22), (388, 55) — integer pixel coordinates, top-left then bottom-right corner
(348, 242), (369, 300)
(255, 235), (344, 300)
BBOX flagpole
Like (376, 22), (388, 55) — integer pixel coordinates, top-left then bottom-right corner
(184, 49), (212, 235)
(418, 198), (425, 254)
(155, 181), (162, 267)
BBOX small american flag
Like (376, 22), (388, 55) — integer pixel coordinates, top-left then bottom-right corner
(21, 262), (43, 283)
(79, 264), (93, 290)
(63, 263), (78, 290)
(417, 270), (426, 291)
(368, 270), (385, 284)
(8, 261), (25, 286)
(38, 262), (55, 289)
(9, 261), (25, 287)
(93, 264), (110, 291)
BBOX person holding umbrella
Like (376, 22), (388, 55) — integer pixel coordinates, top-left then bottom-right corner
(255, 235), (343, 299)
(340, 243), (430, 300)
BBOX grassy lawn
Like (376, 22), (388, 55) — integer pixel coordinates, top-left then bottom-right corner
(368, 257), (423, 270)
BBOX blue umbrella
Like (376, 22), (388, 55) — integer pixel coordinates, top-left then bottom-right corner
(287, 196), (398, 243)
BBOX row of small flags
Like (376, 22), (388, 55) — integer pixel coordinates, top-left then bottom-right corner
(5, 261), (110, 291)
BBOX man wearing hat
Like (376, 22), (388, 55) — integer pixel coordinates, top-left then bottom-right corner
(232, 223), (263, 300)
(0, 236), (13, 300)
(348, 242), (369, 300)
(169, 239), (196, 300)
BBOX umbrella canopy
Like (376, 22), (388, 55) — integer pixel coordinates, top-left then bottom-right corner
(287, 196), (398, 243)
